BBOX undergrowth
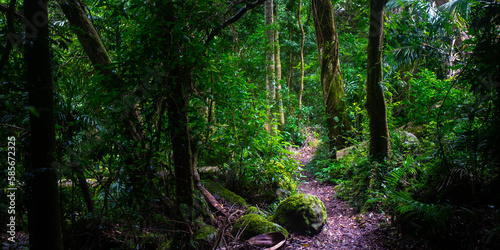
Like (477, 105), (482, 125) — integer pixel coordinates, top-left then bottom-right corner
(307, 103), (500, 248)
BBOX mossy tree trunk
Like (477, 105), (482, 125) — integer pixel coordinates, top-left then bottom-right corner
(311, 0), (351, 158)
(25, 0), (63, 248)
(366, 0), (390, 162)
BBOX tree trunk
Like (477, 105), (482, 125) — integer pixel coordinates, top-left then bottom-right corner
(275, 30), (285, 131)
(287, 12), (294, 113)
(366, 0), (390, 162)
(57, 0), (111, 74)
(275, 6), (285, 131)
(166, 71), (195, 211)
(265, 0), (276, 134)
(298, 0), (305, 110)
(24, 0), (63, 248)
(73, 162), (95, 214)
(311, 0), (350, 157)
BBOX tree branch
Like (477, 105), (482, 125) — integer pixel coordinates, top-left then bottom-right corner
(0, 3), (23, 19)
(205, 0), (266, 45)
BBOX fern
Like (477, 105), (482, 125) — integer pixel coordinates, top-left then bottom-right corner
(387, 167), (406, 189)
(385, 154), (421, 191)
(390, 190), (451, 230)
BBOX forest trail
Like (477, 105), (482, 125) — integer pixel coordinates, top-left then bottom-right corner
(284, 131), (398, 249)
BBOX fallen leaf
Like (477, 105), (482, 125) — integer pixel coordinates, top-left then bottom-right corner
(247, 232), (286, 249)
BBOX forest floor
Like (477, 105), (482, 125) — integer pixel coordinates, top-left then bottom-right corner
(279, 130), (399, 249)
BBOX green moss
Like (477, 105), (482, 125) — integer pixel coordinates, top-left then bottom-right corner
(245, 206), (259, 215)
(202, 179), (248, 206)
(244, 206), (269, 218)
(231, 214), (289, 240)
(271, 193), (327, 235)
(194, 224), (217, 243)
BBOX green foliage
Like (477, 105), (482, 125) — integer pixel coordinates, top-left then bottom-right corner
(1, 0), (499, 248)
(385, 0), (460, 78)
(388, 69), (471, 128)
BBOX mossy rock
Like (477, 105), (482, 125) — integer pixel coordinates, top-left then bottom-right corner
(194, 224), (217, 243)
(231, 214), (289, 240)
(271, 193), (327, 235)
(202, 179), (248, 206)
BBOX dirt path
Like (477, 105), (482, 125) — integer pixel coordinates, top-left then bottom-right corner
(284, 134), (398, 249)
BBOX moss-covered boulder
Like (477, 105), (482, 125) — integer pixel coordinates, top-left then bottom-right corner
(231, 214), (289, 240)
(194, 223), (218, 243)
(202, 179), (248, 206)
(271, 193), (327, 235)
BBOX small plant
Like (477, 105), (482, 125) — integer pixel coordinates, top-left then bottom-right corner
(313, 161), (347, 184)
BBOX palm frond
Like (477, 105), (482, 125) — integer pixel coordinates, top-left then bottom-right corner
(386, 0), (421, 10)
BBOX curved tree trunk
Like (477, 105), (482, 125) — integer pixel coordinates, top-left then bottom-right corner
(311, 0), (350, 157)
(58, 0), (152, 209)
(57, 0), (146, 144)
(25, 0), (63, 248)
(366, 0), (390, 162)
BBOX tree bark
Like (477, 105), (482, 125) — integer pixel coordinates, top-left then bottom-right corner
(311, 0), (350, 157)
(366, 0), (390, 162)
(24, 0), (63, 248)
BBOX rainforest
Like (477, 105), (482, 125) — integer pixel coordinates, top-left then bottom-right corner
(1, 0), (499, 249)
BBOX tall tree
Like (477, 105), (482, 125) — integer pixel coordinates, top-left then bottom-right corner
(311, 0), (350, 157)
(265, 0), (277, 134)
(298, 0), (305, 110)
(24, 0), (63, 248)
(366, 0), (390, 162)
(275, 5), (285, 131)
